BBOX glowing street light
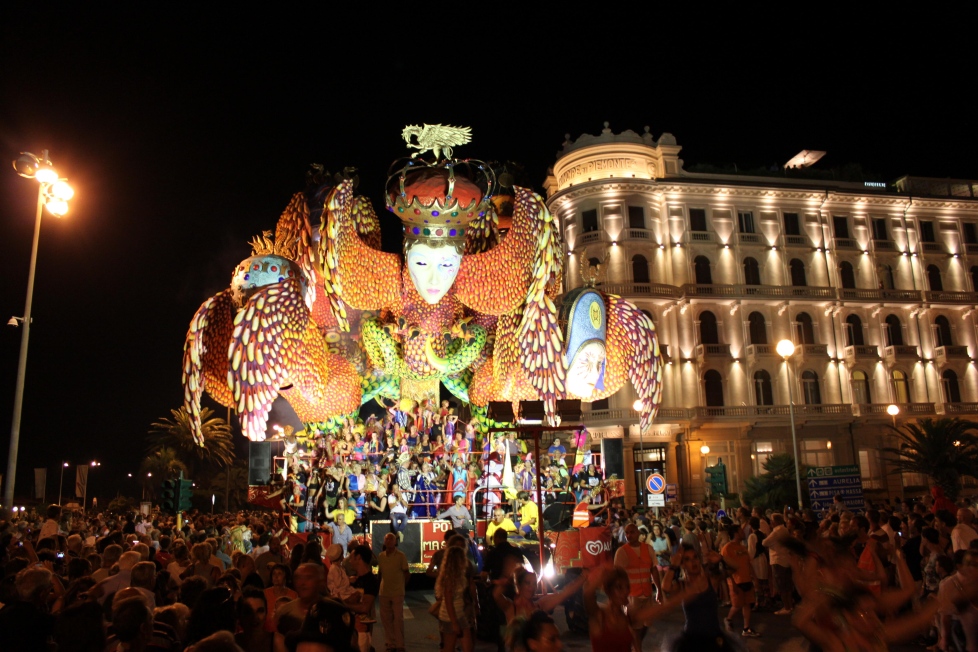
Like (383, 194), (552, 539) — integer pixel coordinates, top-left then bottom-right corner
(777, 339), (804, 510)
(5, 151), (74, 508)
(887, 404), (900, 430)
(58, 461), (70, 506)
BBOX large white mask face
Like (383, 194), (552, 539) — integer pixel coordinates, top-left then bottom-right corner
(406, 242), (462, 304)
(566, 340), (607, 399)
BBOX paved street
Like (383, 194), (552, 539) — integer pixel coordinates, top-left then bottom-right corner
(382, 588), (922, 651)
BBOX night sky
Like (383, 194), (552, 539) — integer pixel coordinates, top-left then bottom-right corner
(1, 9), (974, 503)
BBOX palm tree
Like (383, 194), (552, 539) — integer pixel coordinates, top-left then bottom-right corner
(882, 417), (978, 500)
(207, 460), (250, 512)
(149, 407), (235, 477)
(742, 453), (807, 511)
(139, 448), (188, 499)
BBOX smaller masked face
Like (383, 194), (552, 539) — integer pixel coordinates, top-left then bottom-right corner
(566, 340), (607, 399)
(406, 242), (462, 304)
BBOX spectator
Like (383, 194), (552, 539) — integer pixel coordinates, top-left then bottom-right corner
(347, 545), (380, 652)
(762, 513), (794, 615)
(255, 536), (284, 587)
(0, 567), (56, 651)
(264, 563), (297, 633)
(93, 543), (123, 583)
(91, 550), (142, 604)
(274, 563), (324, 651)
(953, 508), (978, 552)
(376, 533), (409, 652)
(236, 587), (273, 652)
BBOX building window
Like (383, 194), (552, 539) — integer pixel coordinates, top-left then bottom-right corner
(689, 208), (707, 232)
(834, 216), (850, 239)
(704, 370), (724, 406)
(802, 440), (834, 467)
(802, 370), (821, 405)
(919, 220), (936, 243)
(753, 441), (774, 475)
(754, 370), (774, 406)
(927, 265), (943, 292)
(699, 311), (719, 345)
(859, 449), (883, 489)
(893, 370), (912, 403)
(748, 311), (768, 344)
(872, 218), (888, 241)
(885, 315), (904, 347)
(795, 312), (816, 344)
(934, 315), (953, 347)
(845, 314), (864, 346)
(694, 256), (713, 285)
(852, 370), (872, 404)
(632, 255), (650, 283)
(590, 397), (609, 411)
(783, 213), (800, 236)
(942, 369), (962, 404)
(840, 261), (856, 289)
(627, 206), (645, 229)
(971, 266), (978, 292)
(582, 209), (598, 233)
(743, 257), (761, 285)
(790, 259), (807, 287)
(738, 211), (755, 234)
(880, 264), (895, 290)
(965, 223), (978, 245)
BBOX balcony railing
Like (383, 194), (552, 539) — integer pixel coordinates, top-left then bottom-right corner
(945, 402), (978, 414)
(687, 231), (716, 244)
(683, 284), (836, 300)
(623, 228), (653, 241)
(785, 235), (811, 248)
(845, 345), (881, 363)
(884, 345), (921, 363)
(695, 343), (731, 363)
(921, 242), (944, 254)
(746, 343), (777, 364)
(851, 403), (935, 417)
(796, 344), (830, 360)
(965, 243), (978, 256)
(736, 232), (763, 246)
(935, 345), (970, 365)
(925, 291), (978, 304)
(657, 407), (693, 420)
(901, 402), (938, 415)
(597, 282), (683, 299)
(696, 404), (853, 418)
(579, 230), (603, 245)
(838, 288), (923, 302)
(834, 237), (859, 250)
(872, 239), (896, 252)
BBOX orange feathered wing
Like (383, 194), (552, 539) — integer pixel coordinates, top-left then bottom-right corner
(604, 294), (664, 433)
(182, 289), (237, 446)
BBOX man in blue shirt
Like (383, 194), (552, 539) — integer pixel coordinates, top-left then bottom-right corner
(547, 438), (567, 463)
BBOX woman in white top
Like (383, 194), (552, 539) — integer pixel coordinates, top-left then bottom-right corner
(747, 516), (770, 608)
(389, 485), (408, 538)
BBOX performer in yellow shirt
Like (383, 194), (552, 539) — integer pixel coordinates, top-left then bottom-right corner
(485, 506), (517, 541)
(515, 491), (540, 539)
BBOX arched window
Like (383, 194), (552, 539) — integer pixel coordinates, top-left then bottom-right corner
(699, 311), (719, 345)
(942, 369), (962, 404)
(885, 314), (904, 347)
(845, 314), (864, 346)
(880, 264), (895, 290)
(753, 370), (773, 406)
(641, 309), (654, 322)
(796, 312), (816, 345)
(790, 259), (807, 287)
(632, 254), (650, 283)
(852, 370), (872, 404)
(704, 370), (724, 406)
(892, 370), (912, 404)
(935, 315), (953, 347)
(927, 264), (943, 292)
(802, 370), (821, 405)
(840, 261), (856, 289)
(748, 311), (767, 345)
(971, 266), (978, 292)
(694, 256), (712, 285)
(743, 257), (761, 285)
(588, 257), (601, 268)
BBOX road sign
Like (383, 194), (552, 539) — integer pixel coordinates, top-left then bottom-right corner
(716, 509), (727, 519)
(665, 483), (678, 502)
(647, 473), (666, 494)
(647, 493), (665, 507)
(806, 465), (864, 512)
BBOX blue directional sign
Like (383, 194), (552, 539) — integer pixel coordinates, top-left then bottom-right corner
(665, 483), (678, 503)
(806, 465), (864, 512)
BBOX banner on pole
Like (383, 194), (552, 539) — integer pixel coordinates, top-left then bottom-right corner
(75, 465), (88, 499)
(34, 468), (47, 501)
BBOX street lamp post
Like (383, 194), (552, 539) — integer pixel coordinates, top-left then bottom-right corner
(633, 399), (645, 506)
(83, 461), (100, 511)
(5, 151), (73, 508)
(58, 461), (69, 506)
(887, 404), (900, 430)
(777, 339), (805, 510)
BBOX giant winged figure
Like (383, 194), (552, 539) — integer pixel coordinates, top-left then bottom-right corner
(181, 127), (663, 445)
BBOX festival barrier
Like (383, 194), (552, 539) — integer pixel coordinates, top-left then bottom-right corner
(367, 519), (455, 572)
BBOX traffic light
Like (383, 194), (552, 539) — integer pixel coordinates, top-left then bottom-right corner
(178, 479), (193, 512)
(705, 458), (728, 497)
(161, 480), (177, 513)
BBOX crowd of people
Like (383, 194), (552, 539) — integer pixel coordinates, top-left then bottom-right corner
(270, 399), (616, 539)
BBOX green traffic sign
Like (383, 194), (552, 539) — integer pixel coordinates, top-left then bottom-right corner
(806, 465), (860, 478)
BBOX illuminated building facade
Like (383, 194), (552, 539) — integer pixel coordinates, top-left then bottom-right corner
(544, 123), (978, 506)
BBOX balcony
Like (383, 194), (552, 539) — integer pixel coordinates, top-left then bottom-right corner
(579, 230), (603, 246)
(736, 232), (764, 246)
(694, 343), (731, 363)
(945, 402), (978, 415)
(746, 343), (778, 365)
(921, 242), (944, 254)
(622, 228), (653, 242)
(924, 290), (978, 304)
(597, 282), (682, 299)
(687, 231), (716, 245)
(785, 235), (811, 248)
(853, 402), (936, 417)
(965, 243), (978, 256)
(683, 284), (836, 300)
(794, 343), (830, 361)
(696, 404), (853, 419)
(872, 239), (897, 252)
(935, 345), (970, 365)
(884, 345), (921, 364)
(844, 344), (880, 365)
(838, 288), (923, 302)
(684, 284), (740, 298)
(657, 407), (693, 420)
(833, 237), (859, 250)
